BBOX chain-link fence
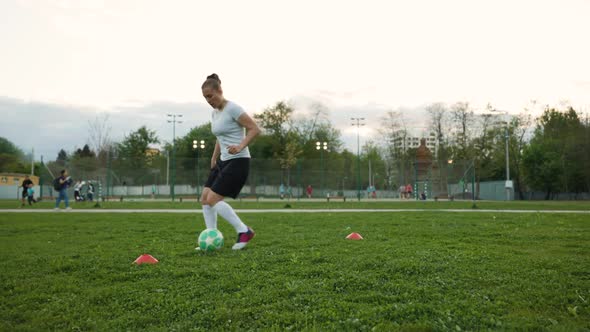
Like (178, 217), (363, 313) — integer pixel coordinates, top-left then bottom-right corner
(34, 156), (500, 201)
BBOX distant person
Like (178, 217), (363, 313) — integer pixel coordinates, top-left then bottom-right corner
(20, 175), (33, 207)
(87, 182), (95, 201)
(151, 184), (156, 199)
(55, 170), (72, 211)
(199, 73), (260, 250)
(399, 185), (406, 199)
(73, 181), (84, 202)
(420, 192), (427, 200)
(306, 185), (313, 198)
(406, 184), (413, 199)
(27, 183), (37, 205)
(279, 183), (286, 200)
(366, 185), (376, 199)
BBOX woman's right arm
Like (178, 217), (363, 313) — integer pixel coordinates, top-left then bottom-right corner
(211, 140), (221, 168)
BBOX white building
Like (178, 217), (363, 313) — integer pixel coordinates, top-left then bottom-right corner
(391, 131), (438, 156)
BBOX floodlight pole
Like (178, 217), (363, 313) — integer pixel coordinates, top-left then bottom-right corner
(504, 126), (510, 201)
(193, 140), (206, 198)
(31, 147), (34, 175)
(492, 109), (511, 201)
(167, 114), (183, 202)
(471, 159), (476, 208)
(351, 118), (365, 201)
(107, 148), (112, 198)
(316, 141), (328, 197)
(40, 155), (43, 199)
(195, 144), (199, 197)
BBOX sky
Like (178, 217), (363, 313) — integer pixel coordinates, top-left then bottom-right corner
(1, 0), (589, 160)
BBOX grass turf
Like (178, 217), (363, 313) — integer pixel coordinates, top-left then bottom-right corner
(0, 211), (589, 331)
(2, 199), (590, 211)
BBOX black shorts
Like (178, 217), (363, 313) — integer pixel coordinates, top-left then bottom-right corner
(22, 191), (28, 198)
(205, 158), (250, 199)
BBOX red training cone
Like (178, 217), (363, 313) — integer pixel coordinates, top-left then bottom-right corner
(133, 254), (159, 265)
(346, 232), (364, 240)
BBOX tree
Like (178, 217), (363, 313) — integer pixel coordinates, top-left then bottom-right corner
(379, 110), (410, 186)
(380, 110), (407, 150)
(301, 122), (343, 155)
(56, 149), (68, 162)
(280, 137), (302, 185)
(170, 123), (217, 185)
(73, 144), (96, 159)
(486, 104), (534, 199)
(116, 126), (160, 182)
(0, 137), (24, 157)
(426, 103), (451, 194)
(361, 140), (387, 190)
(69, 144), (98, 178)
(173, 123), (216, 159)
(523, 107), (587, 199)
(582, 112), (590, 193)
(291, 102), (330, 145)
(88, 113), (112, 157)
(0, 137), (27, 173)
(254, 101), (301, 184)
(254, 101), (294, 138)
(426, 103), (449, 151)
(472, 110), (497, 180)
(255, 101), (343, 155)
(450, 102), (475, 161)
(522, 142), (561, 199)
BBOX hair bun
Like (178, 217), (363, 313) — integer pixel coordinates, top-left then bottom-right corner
(207, 73), (221, 83)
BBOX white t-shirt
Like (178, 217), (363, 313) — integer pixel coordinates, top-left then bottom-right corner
(211, 101), (251, 161)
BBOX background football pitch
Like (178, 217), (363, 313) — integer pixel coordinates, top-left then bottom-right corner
(1, 206), (589, 330)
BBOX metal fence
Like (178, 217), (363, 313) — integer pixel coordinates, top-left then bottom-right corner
(31, 156), (513, 201)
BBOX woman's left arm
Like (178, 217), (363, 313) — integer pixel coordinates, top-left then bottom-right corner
(227, 113), (261, 154)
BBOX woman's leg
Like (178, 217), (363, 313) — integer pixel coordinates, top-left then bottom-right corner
(207, 191), (255, 250)
(203, 189), (254, 249)
(203, 190), (247, 233)
(200, 187), (218, 229)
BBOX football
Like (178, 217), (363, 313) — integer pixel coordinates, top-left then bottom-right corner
(198, 228), (224, 251)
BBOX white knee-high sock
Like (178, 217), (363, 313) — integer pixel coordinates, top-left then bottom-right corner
(202, 205), (217, 229)
(213, 201), (248, 233)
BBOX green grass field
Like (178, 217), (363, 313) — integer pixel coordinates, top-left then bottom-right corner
(2, 199), (590, 211)
(1, 210), (589, 331)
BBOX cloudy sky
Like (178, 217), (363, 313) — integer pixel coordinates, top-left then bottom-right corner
(1, 0), (589, 160)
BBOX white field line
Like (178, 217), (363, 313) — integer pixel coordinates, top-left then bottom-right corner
(1, 209), (590, 214)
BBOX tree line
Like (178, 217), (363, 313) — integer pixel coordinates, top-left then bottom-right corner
(1, 102), (588, 199)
